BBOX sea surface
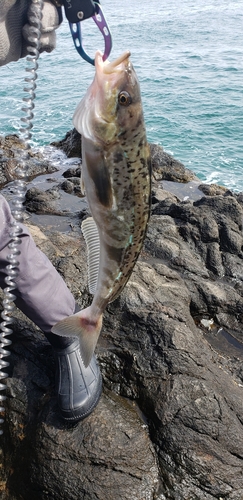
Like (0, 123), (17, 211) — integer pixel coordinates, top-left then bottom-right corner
(0, 0), (243, 191)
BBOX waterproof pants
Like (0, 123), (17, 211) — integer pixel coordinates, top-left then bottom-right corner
(0, 194), (75, 347)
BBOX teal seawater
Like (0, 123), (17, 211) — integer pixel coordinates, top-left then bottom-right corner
(0, 0), (243, 191)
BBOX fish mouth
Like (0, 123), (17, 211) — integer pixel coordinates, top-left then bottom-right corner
(95, 50), (131, 74)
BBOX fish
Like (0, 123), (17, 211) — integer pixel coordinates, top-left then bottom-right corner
(51, 50), (151, 367)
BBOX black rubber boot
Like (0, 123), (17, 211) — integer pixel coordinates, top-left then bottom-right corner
(53, 339), (102, 422)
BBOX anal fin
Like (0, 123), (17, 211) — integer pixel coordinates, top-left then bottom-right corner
(81, 217), (100, 295)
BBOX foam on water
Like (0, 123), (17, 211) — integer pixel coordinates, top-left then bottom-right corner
(0, 0), (242, 190)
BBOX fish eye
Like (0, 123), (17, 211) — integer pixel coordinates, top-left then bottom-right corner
(118, 91), (132, 106)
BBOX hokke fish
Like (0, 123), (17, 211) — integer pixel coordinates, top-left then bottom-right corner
(51, 50), (151, 367)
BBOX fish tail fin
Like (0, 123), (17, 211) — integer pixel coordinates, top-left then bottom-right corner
(51, 306), (102, 368)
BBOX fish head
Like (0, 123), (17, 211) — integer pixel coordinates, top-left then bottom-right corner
(73, 50), (143, 145)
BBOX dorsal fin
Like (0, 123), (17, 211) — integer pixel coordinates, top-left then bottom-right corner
(81, 217), (100, 294)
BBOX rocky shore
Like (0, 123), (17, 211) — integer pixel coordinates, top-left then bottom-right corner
(0, 132), (243, 500)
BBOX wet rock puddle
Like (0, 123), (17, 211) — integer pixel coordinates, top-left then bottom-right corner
(195, 316), (243, 360)
(2, 151), (86, 234)
(161, 180), (203, 201)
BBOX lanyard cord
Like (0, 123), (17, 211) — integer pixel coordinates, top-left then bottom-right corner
(0, 0), (43, 435)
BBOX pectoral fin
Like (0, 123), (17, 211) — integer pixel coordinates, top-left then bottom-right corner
(80, 170), (86, 195)
(83, 138), (113, 208)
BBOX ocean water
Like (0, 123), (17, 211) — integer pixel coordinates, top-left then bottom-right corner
(0, 0), (243, 191)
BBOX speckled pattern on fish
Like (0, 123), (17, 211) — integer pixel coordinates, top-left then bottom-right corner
(52, 50), (151, 367)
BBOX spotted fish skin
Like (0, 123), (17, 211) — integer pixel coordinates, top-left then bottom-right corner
(51, 50), (151, 366)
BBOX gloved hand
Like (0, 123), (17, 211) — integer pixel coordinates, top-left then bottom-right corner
(0, 0), (62, 66)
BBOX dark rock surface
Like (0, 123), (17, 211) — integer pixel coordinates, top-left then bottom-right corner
(1, 326), (158, 500)
(51, 128), (82, 158)
(0, 135), (57, 187)
(25, 186), (63, 215)
(1, 135), (243, 499)
(150, 143), (198, 183)
(198, 182), (233, 197)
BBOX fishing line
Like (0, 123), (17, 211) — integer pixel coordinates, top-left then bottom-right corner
(0, 0), (43, 435)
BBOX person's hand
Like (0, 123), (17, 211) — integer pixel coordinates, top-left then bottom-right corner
(0, 0), (62, 66)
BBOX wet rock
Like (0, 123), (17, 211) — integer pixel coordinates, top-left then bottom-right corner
(194, 195), (243, 227)
(198, 183), (233, 196)
(152, 194), (243, 280)
(62, 166), (81, 178)
(1, 137), (243, 499)
(236, 192), (243, 206)
(0, 135), (57, 187)
(61, 177), (83, 197)
(61, 178), (74, 194)
(161, 180), (203, 202)
(151, 187), (177, 204)
(1, 328), (158, 500)
(51, 129), (82, 158)
(150, 143), (198, 183)
(24, 187), (65, 215)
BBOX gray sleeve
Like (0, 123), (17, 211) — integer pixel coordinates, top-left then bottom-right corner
(0, 194), (75, 333)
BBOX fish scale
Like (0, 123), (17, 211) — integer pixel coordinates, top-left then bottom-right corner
(52, 50), (151, 367)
